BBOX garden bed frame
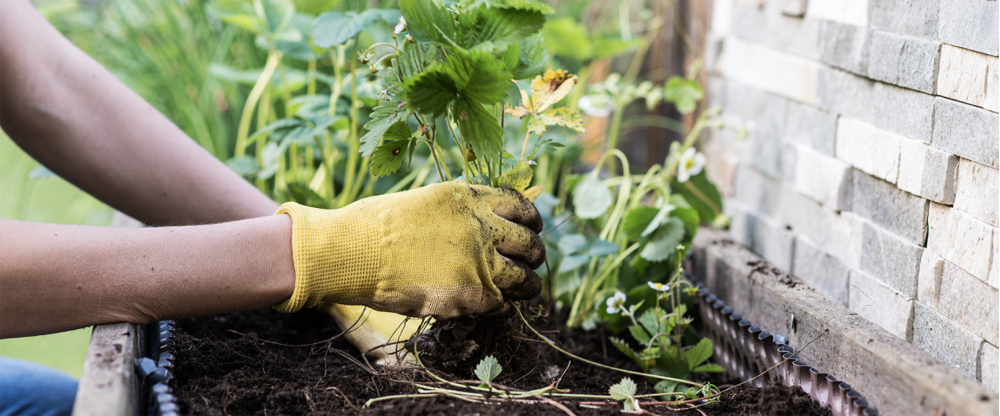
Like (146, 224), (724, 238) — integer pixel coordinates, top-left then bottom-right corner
(73, 228), (998, 415)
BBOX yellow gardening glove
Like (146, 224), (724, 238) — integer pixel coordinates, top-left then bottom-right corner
(274, 181), (546, 319)
(321, 304), (425, 366)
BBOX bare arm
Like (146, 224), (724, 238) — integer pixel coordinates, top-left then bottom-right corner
(0, 216), (295, 338)
(0, 1), (295, 337)
(0, 0), (277, 225)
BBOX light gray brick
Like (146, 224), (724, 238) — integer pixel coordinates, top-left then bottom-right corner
(982, 343), (998, 392)
(724, 198), (751, 246)
(939, 0), (999, 56)
(720, 36), (819, 103)
(912, 302), (984, 381)
(733, 165), (783, 218)
(852, 169), (930, 245)
(723, 82), (794, 180)
(861, 221), (923, 297)
(807, 0), (869, 26)
(745, 211), (796, 271)
(897, 138), (959, 204)
(836, 116), (902, 184)
(938, 260), (1000, 345)
(793, 143), (852, 210)
(731, 5), (820, 59)
(867, 31), (940, 94)
(817, 67), (935, 142)
(779, 187), (865, 268)
(849, 269), (914, 340)
(931, 97), (999, 168)
(869, 0), (939, 39)
(953, 159), (998, 226)
(927, 203), (995, 281)
(792, 236), (851, 305)
(938, 44), (993, 108)
(917, 250), (945, 308)
(785, 101), (838, 156)
(818, 20), (870, 76)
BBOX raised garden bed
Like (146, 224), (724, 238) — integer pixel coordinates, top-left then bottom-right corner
(164, 306), (832, 415)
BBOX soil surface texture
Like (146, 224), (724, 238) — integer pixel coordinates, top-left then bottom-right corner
(171, 306), (832, 416)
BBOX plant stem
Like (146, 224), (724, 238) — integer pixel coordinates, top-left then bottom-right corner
(339, 38), (361, 208)
(514, 303), (704, 389)
(307, 58), (316, 95)
(234, 52), (280, 158)
(254, 88), (271, 193)
(520, 129), (532, 160)
(604, 105), (625, 176)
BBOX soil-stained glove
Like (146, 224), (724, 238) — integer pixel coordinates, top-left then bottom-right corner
(274, 181), (545, 318)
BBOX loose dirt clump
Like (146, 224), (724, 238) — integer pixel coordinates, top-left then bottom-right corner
(171, 306), (831, 415)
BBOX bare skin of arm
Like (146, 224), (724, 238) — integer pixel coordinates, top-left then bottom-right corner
(0, 0), (295, 337)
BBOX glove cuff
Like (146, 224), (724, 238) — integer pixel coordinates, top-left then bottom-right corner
(273, 202), (381, 313)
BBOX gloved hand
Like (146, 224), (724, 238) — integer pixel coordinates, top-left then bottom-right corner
(274, 181), (545, 319)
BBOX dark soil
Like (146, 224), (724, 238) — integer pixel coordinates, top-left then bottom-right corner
(171, 306), (832, 416)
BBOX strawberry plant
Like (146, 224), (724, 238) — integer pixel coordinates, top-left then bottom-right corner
(357, 0), (584, 191)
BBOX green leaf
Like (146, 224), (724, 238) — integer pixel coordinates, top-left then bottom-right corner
(671, 171), (722, 224)
(488, 0), (554, 14)
(557, 254), (590, 273)
(628, 324), (652, 345)
(457, 6), (546, 50)
(359, 102), (411, 157)
(622, 206), (659, 243)
(474, 355), (502, 384)
(399, 0), (456, 45)
(208, 0), (261, 33)
(640, 218), (685, 262)
(641, 205), (675, 238)
(572, 173), (613, 219)
(654, 380), (679, 394)
(638, 307), (665, 340)
(255, 0), (295, 35)
(540, 18), (591, 61)
(692, 363), (724, 373)
(608, 377), (637, 400)
(226, 156), (258, 177)
(512, 33), (548, 80)
(587, 240), (620, 257)
(500, 160), (533, 192)
(557, 234), (586, 255)
(609, 337), (644, 369)
(369, 123), (412, 177)
(609, 377), (639, 411)
(453, 98), (504, 165)
(683, 338), (714, 370)
(670, 206), (700, 240)
(286, 182), (328, 208)
(312, 9), (382, 48)
(663, 76), (704, 115)
(402, 49), (510, 116)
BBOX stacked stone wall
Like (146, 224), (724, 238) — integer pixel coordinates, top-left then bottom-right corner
(702, 0), (998, 391)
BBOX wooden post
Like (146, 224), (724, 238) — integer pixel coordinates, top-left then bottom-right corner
(72, 323), (140, 416)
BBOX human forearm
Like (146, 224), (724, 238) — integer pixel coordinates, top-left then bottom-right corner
(0, 0), (276, 225)
(0, 216), (295, 338)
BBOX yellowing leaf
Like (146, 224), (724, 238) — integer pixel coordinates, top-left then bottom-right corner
(535, 107), (585, 133)
(531, 70), (577, 113)
(522, 185), (543, 202)
(504, 88), (533, 117)
(501, 160), (533, 192)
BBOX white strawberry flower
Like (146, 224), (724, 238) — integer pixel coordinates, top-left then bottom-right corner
(647, 281), (669, 292)
(676, 147), (706, 183)
(394, 16), (406, 34)
(605, 291), (627, 315)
